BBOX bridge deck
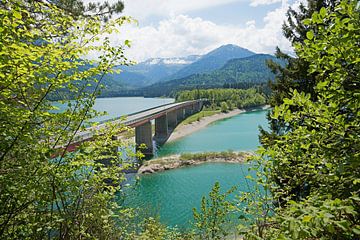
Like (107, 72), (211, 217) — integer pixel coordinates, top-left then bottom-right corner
(74, 100), (201, 142)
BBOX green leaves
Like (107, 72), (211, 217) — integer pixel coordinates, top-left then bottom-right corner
(254, 0), (360, 239)
(193, 182), (236, 239)
(13, 11), (22, 19)
(306, 30), (314, 40)
(0, 1), (137, 239)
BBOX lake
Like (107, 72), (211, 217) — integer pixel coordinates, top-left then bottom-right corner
(125, 109), (269, 228)
(70, 97), (268, 228)
(156, 110), (268, 157)
(52, 97), (174, 122)
(92, 97), (174, 122)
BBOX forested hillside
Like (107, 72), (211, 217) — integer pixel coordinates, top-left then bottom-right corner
(176, 88), (266, 110)
(141, 54), (284, 97)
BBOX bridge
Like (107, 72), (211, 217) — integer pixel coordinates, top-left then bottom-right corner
(72, 99), (205, 156)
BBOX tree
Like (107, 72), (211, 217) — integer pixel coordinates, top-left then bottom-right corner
(20, 0), (125, 21)
(193, 182), (236, 240)
(220, 102), (229, 113)
(268, 0), (341, 106)
(175, 88), (266, 110)
(0, 1), (137, 239)
(249, 1), (360, 238)
(262, 0), (341, 140)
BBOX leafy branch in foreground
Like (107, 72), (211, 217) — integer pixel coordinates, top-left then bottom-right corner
(242, 1), (360, 239)
(0, 1), (140, 239)
(193, 182), (236, 240)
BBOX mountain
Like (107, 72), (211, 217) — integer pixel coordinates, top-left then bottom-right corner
(100, 45), (255, 91)
(140, 54), (285, 97)
(165, 44), (256, 81)
(110, 55), (202, 87)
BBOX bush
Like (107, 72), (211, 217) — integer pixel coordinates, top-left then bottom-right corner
(220, 102), (229, 113)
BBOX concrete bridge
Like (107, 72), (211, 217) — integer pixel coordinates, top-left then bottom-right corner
(72, 99), (204, 156)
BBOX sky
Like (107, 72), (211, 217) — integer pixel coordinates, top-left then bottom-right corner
(88, 0), (304, 62)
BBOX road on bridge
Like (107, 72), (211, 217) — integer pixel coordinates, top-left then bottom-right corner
(74, 100), (203, 143)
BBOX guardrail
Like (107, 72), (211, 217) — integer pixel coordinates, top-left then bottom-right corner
(98, 101), (177, 125)
(120, 100), (199, 127)
(73, 99), (204, 143)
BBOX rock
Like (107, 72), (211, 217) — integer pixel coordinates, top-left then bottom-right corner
(138, 166), (155, 174)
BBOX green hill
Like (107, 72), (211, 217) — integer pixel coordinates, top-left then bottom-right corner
(141, 54), (284, 97)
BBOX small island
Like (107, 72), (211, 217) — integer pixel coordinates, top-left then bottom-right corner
(138, 151), (254, 174)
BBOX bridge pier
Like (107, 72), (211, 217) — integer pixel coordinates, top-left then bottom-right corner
(194, 101), (202, 112)
(135, 121), (153, 156)
(177, 109), (185, 122)
(154, 114), (168, 141)
(168, 111), (177, 129)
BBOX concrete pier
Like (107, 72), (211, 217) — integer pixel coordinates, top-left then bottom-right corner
(135, 121), (153, 156)
(185, 106), (193, 117)
(154, 114), (168, 139)
(168, 111), (178, 129)
(177, 109), (185, 122)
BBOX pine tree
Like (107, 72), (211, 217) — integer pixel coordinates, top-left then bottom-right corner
(261, 0), (341, 143)
(22, 0), (124, 21)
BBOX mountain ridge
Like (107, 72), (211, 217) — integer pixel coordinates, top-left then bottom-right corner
(139, 53), (284, 97)
(163, 44), (256, 81)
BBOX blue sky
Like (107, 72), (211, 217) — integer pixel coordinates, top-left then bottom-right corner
(89, 0), (302, 61)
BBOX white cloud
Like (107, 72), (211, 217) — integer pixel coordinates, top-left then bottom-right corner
(86, 0), (305, 62)
(91, 0), (244, 20)
(249, 0), (282, 7)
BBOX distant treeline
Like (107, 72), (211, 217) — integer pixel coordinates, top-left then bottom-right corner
(175, 88), (266, 110)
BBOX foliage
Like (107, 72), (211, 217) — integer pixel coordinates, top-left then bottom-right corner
(263, 0), (341, 139)
(134, 217), (193, 240)
(176, 88), (266, 110)
(34, 0), (125, 22)
(0, 0), (140, 239)
(180, 151), (250, 162)
(246, 1), (360, 239)
(180, 109), (220, 125)
(220, 102), (229, 113)
(267, 0), (341, 107)
(193, 182), (236, 240)
(232, 154), (273, 240)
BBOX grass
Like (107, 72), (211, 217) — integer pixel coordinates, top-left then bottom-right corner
(181, 109), (220, 125)
(142, 151), (253, 167)
(179, 151), (249, 161)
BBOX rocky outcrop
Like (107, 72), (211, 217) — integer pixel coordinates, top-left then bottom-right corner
(138, 152), (253, 174)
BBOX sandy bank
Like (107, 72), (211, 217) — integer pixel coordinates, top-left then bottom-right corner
(138, 152), (253, 174)
(168, 109), (243, 142)
(168, 106), (269, 142)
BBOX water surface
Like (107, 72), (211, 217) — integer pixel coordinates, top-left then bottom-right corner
(125, 162), (257, 229)
(53, 97), (174, 122)
(125, 110), (269, 228)
(93, 97), (174, 122)
(157, 110), (268, 157)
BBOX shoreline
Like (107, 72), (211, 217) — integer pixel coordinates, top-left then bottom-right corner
(138, 152), (254, 174)
(167, 105), (269, 142)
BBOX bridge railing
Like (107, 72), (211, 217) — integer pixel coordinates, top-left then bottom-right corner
(119, 100), (201, 126)
(73, 99), (205, 143)
(97, 101), (177, 125)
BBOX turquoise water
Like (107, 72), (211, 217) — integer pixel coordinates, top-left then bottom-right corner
(92, 97), (174, 122)
(52, 97), (174, 122)
(125, 162), (257, 229)
(157, 109), (268, 157)
(125, 110), (269, 229)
